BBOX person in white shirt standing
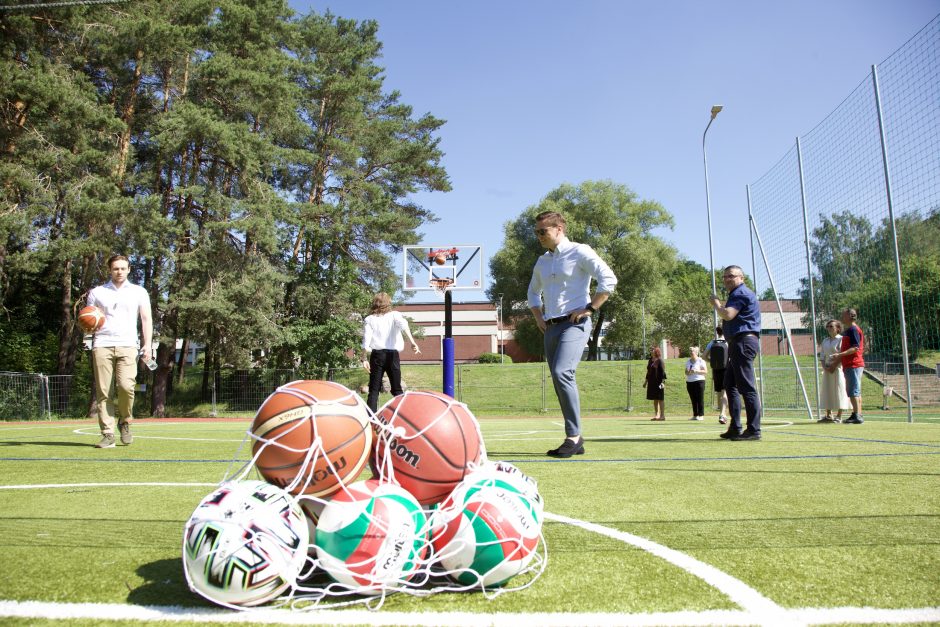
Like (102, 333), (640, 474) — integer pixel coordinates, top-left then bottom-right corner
(527, 211), (618, 458)
(684, 346), (708, 421)
(361, 292), (421, 413)
(86, 255), (153, 448)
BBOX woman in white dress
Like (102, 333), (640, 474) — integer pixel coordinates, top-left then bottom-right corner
(817, 319), (851, 422)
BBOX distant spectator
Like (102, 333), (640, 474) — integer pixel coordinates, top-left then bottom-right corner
(817, 319), (851, 423)
(685, 346), (707, 421)
(703, 325), (729, 424)
(832, 308), (865, 424)
(643, 346), (667, 421)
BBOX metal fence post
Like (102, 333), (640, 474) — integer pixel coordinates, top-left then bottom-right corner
(796, 137), (822, 418)
(872, 63), (914, 424)
(210, 374), (217, 417)
(626, 363), (633, 411)
(747, 185), (765, 408)
(40, 374), (51, 419)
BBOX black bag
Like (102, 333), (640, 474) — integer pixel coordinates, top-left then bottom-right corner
(709, 339), (728, 369)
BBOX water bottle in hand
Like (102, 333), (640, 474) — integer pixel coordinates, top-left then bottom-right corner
(141, 351), (157, 371)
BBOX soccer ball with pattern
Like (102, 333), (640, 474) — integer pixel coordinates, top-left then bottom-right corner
(429, 464), (543, 588)
(182, 480), (309, 607)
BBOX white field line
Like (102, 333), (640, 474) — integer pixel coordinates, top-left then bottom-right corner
(71, 426), (246, 442)
(545, 512), (785, 618)
(1, 601), (938, 626)
(0, 482), (217, 490)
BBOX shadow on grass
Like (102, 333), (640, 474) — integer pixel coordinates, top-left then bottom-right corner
(0, 439), (91, 447)
(130, 557), (207, 607)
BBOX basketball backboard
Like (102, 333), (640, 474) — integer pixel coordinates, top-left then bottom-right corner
(402, 245), (484, 294)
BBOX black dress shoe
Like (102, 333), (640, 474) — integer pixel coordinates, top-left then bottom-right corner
(547, 436), (585, 458)
(731, 430), (762, 441)
(719, 429), (741, 439)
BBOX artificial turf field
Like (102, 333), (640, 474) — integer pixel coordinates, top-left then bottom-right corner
(0, 413), (938, 626)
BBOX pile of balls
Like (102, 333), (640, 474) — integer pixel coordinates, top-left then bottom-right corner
(182, 381), (546, 610)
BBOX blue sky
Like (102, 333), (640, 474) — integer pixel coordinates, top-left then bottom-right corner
(291, 0), (939, 299)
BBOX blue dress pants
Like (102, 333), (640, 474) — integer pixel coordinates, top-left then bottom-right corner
(724, 334), (762, 434)
(544, 318), (590, 437)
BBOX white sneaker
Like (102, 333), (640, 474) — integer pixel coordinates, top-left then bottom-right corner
(694, 416), (704, 421)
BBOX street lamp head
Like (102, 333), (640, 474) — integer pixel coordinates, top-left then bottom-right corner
(710, 105), (723, 119)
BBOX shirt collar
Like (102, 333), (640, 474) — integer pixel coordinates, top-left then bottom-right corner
(550, 236), (574, 255)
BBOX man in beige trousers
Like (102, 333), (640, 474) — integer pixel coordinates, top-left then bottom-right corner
(86, 255), (152, 448)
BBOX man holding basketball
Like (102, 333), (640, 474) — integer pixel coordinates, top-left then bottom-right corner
(528, 211), (617, 458)
(86, 254), (152, 448)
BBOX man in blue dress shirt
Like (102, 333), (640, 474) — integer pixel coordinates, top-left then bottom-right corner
(527, 211), (618, 458)
(710, 265), (762, 440)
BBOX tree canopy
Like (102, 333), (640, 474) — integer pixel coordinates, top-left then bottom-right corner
(0, 1), (449, 414)
(488, 180), (676, 359)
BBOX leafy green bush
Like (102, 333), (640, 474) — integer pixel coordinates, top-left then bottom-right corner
(477, 352), (512, 364)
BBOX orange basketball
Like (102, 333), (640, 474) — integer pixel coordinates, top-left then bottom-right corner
(251, 380), (372, 498)
(434, 254), (447, 265)
(374, 391), (483, 505)
(77, 305), (105, 333)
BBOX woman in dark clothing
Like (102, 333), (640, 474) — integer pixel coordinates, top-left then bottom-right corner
(643, 346), (667, 420)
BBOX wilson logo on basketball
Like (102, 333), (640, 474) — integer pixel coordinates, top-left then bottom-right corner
(388, 439), (420, 468)
(310, 456), (347, 483)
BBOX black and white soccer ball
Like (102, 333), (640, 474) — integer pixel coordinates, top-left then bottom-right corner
(182, 480), (308, 607)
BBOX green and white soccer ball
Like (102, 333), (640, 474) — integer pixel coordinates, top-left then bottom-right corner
(429, 463), (543, 588)
(314, 479), (428, 594)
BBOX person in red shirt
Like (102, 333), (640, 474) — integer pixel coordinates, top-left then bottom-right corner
(832, 308), (865, 424)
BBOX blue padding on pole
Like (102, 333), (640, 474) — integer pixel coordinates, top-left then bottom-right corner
(442, 337), (455, 398)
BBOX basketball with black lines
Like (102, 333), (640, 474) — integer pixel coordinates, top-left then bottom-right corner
(77, 305), (105, 333)
(374, 390), (483, 506)
(250, 380), (372, 498)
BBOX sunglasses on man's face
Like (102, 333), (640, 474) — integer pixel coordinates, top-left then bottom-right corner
(535, 227), (554, 236)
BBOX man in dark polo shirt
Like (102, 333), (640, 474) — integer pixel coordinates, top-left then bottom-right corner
(709, 265), (762, 440)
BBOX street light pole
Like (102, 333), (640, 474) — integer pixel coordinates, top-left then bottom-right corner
(497, 293), (504, 364)
(704, 104), (723, 336)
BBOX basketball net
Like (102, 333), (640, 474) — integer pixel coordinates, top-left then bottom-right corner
(429, 277), (454, 299)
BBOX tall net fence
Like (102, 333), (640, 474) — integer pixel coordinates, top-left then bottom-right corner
(747, 14), (940, 416)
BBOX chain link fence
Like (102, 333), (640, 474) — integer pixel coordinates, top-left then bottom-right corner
(0, 372), (88, 420)
(747, 15), (940, 418)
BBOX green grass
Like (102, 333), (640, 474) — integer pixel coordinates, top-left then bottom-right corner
(0, 415), (938, 625)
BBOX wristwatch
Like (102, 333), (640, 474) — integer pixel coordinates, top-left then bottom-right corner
(586, 304), (596, 313)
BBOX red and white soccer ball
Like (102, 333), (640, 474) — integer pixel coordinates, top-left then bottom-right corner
(182, 480), (309, 608)
(429, 463), (543, 588)
(314, 479), (428, 594)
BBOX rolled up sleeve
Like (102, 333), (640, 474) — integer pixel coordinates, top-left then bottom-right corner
(579, 245), (618, 294)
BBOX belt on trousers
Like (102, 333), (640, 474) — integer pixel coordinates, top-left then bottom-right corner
(735, 332), (759, 338)
(545, 315), (572, 325)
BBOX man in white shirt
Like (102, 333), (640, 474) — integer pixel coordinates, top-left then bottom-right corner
(86, 255), (153, 448)
(527, 211), (618, 458)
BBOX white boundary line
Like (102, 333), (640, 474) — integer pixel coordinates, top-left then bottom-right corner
(544, 512), (785, 617)
(0, 600), (938, 626)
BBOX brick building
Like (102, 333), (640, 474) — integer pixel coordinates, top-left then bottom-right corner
(396, 302), (503, 364)
(393, 298), (815, 364)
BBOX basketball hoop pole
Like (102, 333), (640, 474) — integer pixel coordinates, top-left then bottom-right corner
(442, 289), (455, 397)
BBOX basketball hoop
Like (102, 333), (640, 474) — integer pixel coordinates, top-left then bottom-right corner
(429, 277), (454, 296)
